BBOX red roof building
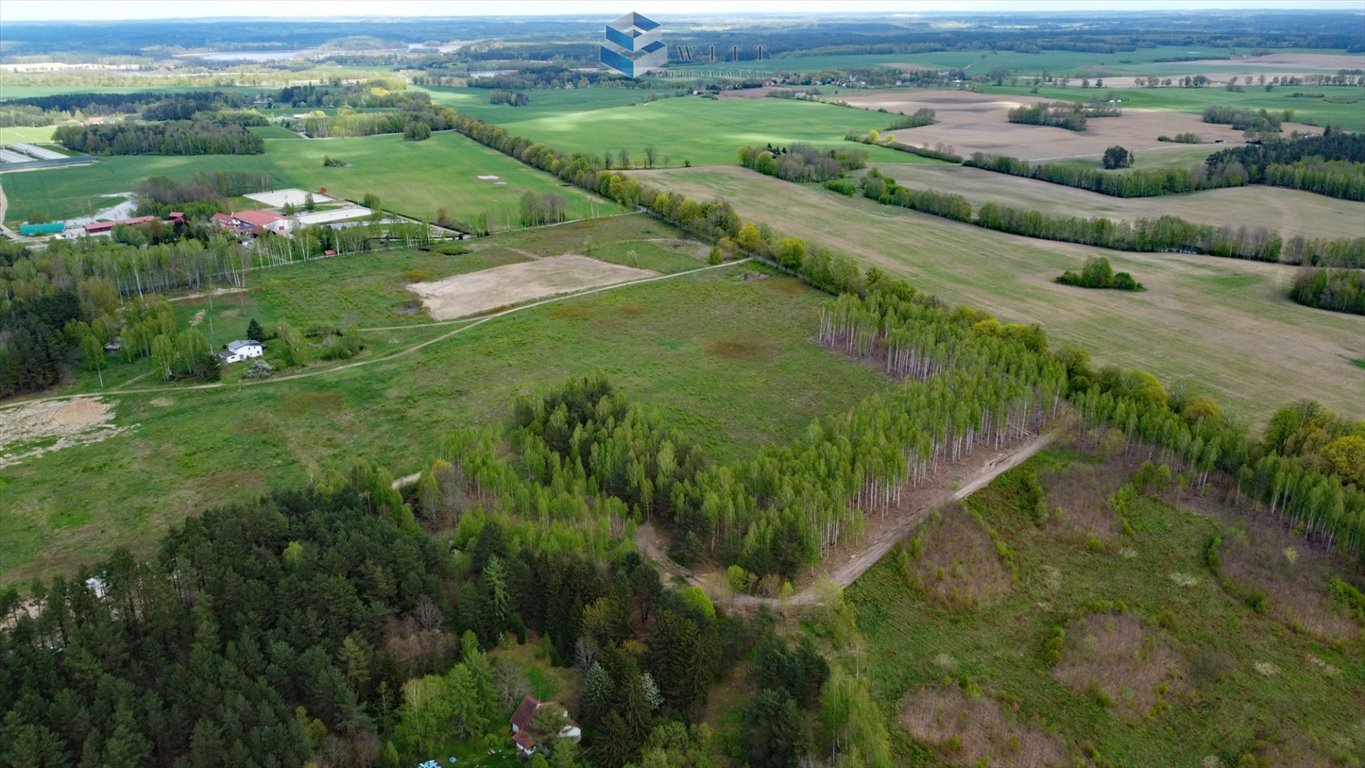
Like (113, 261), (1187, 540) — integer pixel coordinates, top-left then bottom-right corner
(83, 215), (158, 235)
(211, 209), (291, 237)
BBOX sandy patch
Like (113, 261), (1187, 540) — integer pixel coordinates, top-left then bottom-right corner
(899, 684), (1070, 767)
(0, 397), (126, 468)
(902, 507), (1011, 609)
(407, 254), (656, 320)
(244, 188), (334, 207)
(1052, 612), (1181, 721)
(838, 88), (1309, 161)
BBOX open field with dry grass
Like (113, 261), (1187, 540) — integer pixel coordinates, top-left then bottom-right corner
(635, 166), (1365, 422)
(848, 436), (1365, 767)
(841, 89), (1281, 161)
(408, 254), (657, 319)
(869, 163), (1365, 241)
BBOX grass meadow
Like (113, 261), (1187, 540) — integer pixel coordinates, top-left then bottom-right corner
(846, 442), (1365, 767)
(635, 166), (1365, 422)
(1, 129), (626, 227)
(488, 95), (939, 167)
(0, 216), (889, 586)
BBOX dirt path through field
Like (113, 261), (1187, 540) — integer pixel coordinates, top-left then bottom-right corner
(0, 258), (752, 412)
(636, 426), (1061, 609)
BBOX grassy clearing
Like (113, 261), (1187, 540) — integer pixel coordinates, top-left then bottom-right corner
(635, 166), (1365, 422)
(0, 218), (889, 586)
(492, 95), (932, 167)
(847, 441), (1365, 767)
(1, 130), (625, 227)
(867, 162), (1365, 241)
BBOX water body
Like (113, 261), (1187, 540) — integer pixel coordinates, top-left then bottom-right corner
(196, 49), (320, 62)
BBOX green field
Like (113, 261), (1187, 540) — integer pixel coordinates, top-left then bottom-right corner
(868, 162), (1365, 241)
(0, 216), (889, 586)
(847, 442), (1364, 766)
(1, 129), (626, 227)
(489, 95), (939, 167)
(636, 166), (1365, 422)
(420, 84), (658, 121)
(983, 83), (1365, 131)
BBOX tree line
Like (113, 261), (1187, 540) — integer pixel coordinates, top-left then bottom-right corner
(1201, 105), (1288, 133)
(963, 132), (1365, 203)
(746, 152), (1362, 267)
(53, 120), (264, 156)
(1007, 102), (1091, 131)
(1289, 268), (1365, 314)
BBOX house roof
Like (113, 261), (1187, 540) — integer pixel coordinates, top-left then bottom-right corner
(232, 210), (285, 227)
(511, 695), (539, 732)
(513, 730), (535, 752)
(226, 339), (262, 352)
(211, 213), (234, 225)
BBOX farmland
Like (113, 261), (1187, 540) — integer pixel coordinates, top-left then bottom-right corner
(981, 82), (1365, 132)
(841, 89), (1279, 161)
(847, 439), (1365, 767)
(635, 166), (1365, 422)
(0, 215), (890, 585)
(0, 129), (626, 227)
(868, 162), (1365, 241)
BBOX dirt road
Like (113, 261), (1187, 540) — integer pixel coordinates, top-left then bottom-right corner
(635, 426), (1060, 609)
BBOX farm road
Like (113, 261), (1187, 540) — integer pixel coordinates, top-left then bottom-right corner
(635, 426), (1060, 609)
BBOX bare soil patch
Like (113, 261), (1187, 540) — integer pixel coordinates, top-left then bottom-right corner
(1217, 522), (1361, 642)
(898, 684), (1071, 768)
(407, 254), (656, 320)
(841, 89), (1265, 161)
(703, 335), (770, 361)
(902, 507), (1011, 609)
(1052, 611), (1181, 721)
(0, 397), (125, 469)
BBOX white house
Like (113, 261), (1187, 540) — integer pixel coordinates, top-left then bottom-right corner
(220, 339), (265, 364)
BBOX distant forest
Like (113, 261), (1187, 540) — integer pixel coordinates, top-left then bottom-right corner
(2, 10), (1362, 61)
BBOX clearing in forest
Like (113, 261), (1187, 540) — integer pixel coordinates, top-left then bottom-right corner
(407, 254), (658, 319)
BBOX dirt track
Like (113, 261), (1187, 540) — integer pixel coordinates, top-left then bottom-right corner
(635, 425), (1061, 609)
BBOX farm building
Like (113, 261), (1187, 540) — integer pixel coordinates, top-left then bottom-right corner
(219, 340), (265, 364)
(509, 696), (581, 756)
(212, 210), (292, 237)
(83, 215), (158, 235)
(19, 221), (65, 237)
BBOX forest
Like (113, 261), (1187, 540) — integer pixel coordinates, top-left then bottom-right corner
(0, 91), (251, 127)
(735, 143), (867, 183)
(52, 120), (265, 156)
(1205, 131), (1365, 201)
(1289, 267), (1365, 314)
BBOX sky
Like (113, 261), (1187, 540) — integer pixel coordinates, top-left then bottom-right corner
(3, 0), (1362, 22)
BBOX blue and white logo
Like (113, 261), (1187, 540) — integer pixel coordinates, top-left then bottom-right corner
(600, 12), (666, 78)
